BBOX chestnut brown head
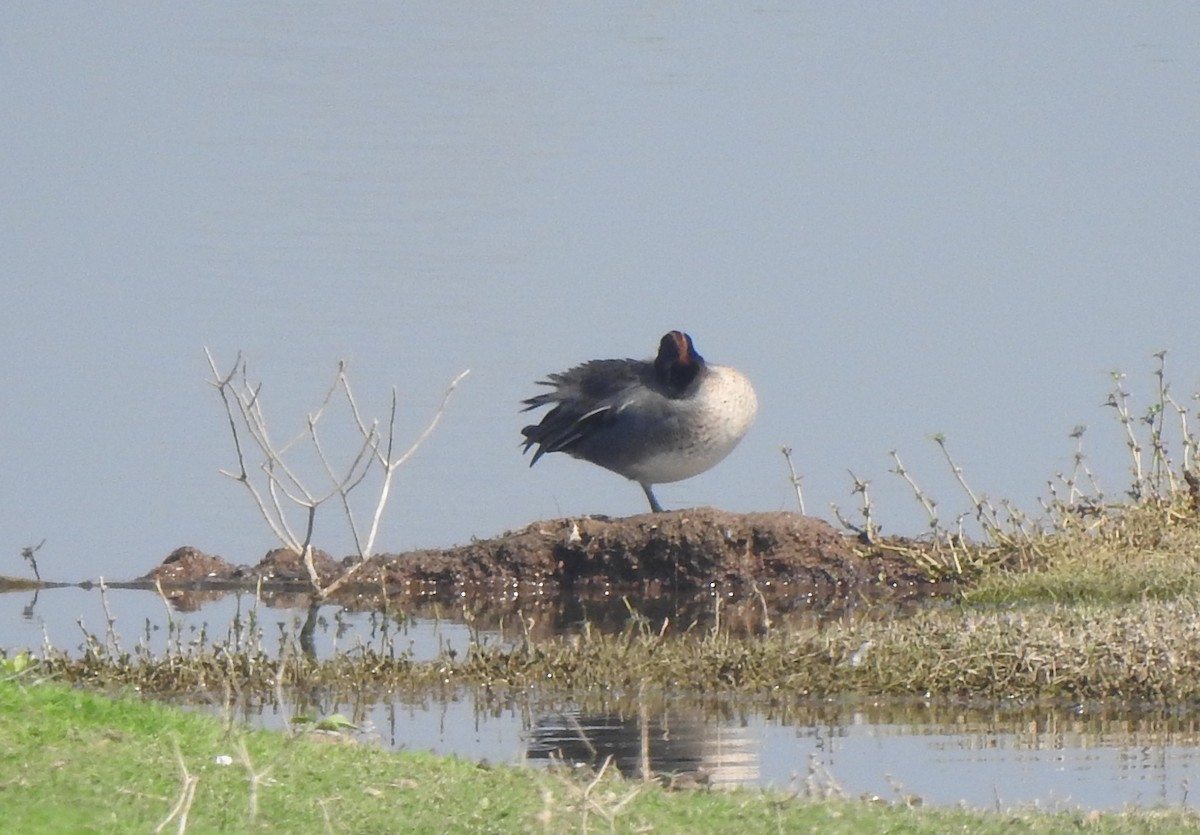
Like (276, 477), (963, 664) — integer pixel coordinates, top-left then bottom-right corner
(654, 331), (704, 394)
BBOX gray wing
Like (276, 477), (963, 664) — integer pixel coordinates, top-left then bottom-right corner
(520, 359), (647, 464)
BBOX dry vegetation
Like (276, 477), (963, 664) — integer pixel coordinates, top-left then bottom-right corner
(27, 581), (1200, 705)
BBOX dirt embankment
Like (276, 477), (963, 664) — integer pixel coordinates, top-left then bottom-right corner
(138, 509), (944, 603)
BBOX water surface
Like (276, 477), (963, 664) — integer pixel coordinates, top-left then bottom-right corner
(7, 585), (1199, 812)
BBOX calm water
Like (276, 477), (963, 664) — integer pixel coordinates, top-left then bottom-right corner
(7, 585), (1200, 812)
(4, 5), (1200, 582)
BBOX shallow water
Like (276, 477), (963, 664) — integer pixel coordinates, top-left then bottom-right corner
(5, 586), (1200, 811)
(222, 684), (1200, 810)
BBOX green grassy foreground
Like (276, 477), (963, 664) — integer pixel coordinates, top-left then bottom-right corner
(1, 677), (1198, 834)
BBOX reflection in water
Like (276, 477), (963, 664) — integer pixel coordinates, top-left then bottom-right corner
(526, 705), (758, 788)
(153, 587), (231, 613)
(21, 589), (38, 620)
(224, 685), (1200, 810)
(10, 577), (939, 664)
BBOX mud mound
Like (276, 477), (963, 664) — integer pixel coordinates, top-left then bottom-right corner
(240, 547), (342, 585)
(139, 509), (942, 599)
(365, 509), (865, 592)
(142, 546), (236, 584)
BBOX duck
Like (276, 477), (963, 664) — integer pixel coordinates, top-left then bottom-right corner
(521, 331), (757, 513)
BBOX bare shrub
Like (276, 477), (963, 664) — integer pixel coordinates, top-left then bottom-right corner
(205, 349), (468, 599)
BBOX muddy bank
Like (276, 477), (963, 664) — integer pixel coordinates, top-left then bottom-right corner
(130, 509), (947, 606)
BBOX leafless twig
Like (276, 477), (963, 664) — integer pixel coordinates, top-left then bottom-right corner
(780, 447), (806, 515)
(155, 739), (199, 835)
(204, 349), (468, 598)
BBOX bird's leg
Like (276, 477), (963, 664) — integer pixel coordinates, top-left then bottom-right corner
(641, 483), (664, 513)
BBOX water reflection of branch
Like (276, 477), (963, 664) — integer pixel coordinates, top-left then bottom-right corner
(21, 589), (39, 620)
(299, 602), (320, 661)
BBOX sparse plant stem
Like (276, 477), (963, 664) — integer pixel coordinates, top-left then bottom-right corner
(1064, 425), (1088, 506)
(97, 578), (120, 655)
(750, 579), (771, 634)
(153, 579), (180, 655)
(155, 739), (199, 835)
(780, 446), (806, 515)
(888, 450), (938, 532)
(317, 372), (469, 601)
(362, 371), (469, 557)
(20, 539), (45, 582)
(236, 737), (275, 825)
(317, 798), (336, 835)
(847, 470), (877, 544)
(1105, 372), (1146, 498)
(206, 353), (300, 549)
(931, 434), (1007, 542)
(1098, 353), (1200, 507)
(1145, 350), (1175, 497)
(1165, 389), (1194, 474)
(829, 502), (854, 534)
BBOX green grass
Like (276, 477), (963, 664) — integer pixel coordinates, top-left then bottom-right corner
(964, 506), (1200, 605)
(2, 676), (1200, 834)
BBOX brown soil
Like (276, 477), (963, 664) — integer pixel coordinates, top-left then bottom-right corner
(137, 509), (946, 603)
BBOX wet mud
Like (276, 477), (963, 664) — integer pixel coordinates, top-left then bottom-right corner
(0, 510), (952, 611)
(123, 509), (945, 605)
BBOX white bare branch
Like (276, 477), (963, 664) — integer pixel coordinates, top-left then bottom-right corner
(205, 348), (469, 599)
(363, 369), (471, 560)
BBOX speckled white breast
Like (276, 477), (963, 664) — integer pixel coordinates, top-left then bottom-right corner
(621, 364), (758, 485)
